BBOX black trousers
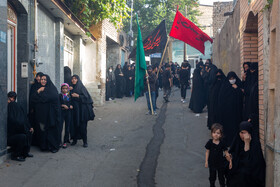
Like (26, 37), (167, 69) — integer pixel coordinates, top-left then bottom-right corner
(7, 134), (30, 157)
(209, 167), (225, 187)
(59, 110), (71, 143)
(180, 84), (188, 99)
(74, 121), (88, 143)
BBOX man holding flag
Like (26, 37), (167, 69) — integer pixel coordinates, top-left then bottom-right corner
(134, 14), (155, 115)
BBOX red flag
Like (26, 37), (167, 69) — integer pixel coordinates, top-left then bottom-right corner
(169, 10), (213, 55)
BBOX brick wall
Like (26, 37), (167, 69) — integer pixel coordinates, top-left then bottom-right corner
(239, 0), (265, 146)
(213, 1), (233, 37)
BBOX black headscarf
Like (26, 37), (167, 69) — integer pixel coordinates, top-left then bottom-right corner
(228, 121), (265, 187)
(207, 69), (226, 128)
(243, 62), (251, 72)
(189, 65), (206, 113)
(71, 75), (93, 104)
(31, 74), (60, 126)
(217, 71), (243, 146)
(29, 72), (44, 107)
(8, 101), (30, 137)
(71, 75), (95, 122)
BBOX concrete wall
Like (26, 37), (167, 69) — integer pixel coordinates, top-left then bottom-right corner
(106, 42), (120, 69)
(212, 0), (241, 76)
(36, 4), (57, 86)
(0, 0), (8, 162)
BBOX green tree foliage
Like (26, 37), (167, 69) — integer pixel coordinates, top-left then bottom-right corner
(64, 0), (130, 29)
(124, 0), (201, 39)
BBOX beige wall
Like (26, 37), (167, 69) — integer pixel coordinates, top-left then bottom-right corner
(197, 4), (213, 37)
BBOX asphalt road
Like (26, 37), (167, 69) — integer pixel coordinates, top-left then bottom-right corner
(0, 88), (210, 187)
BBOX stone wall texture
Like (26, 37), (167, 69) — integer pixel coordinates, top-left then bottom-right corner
(197, 4), (213, 37)
(212, 0), (240, 76)
(213, 1), (233, 37)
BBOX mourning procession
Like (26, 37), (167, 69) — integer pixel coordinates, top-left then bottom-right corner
(0, 0), (280, 186)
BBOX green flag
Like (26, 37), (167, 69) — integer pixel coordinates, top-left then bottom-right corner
(134, 14), (147, 101)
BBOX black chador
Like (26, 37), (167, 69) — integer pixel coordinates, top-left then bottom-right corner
(125, 67), (134, 97)
(70, 75), (95, 147)
(29, 72), (43, 146)
(106, 67), (116, 101)
(8, 99), (32, 160)
(207, 69), (226, 129)
(228, 121), (265, 187)
(115, 65), (126, 98)
(217, 72), (243, 146)
(243, 63), (259, 123)
(189, 62), (206, 113)
(31, 74), (60, 152)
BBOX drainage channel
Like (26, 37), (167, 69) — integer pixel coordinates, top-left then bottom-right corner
(137, 102), (167, 187)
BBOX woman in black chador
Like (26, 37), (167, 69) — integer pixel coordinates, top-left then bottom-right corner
(29, 72), (43, 146)
(70, 75), (95, 147)
(125, 65), (134, 97)
(64, 66), (72, 85)
(228, 121), (265, 187)
(207, 69), (226, 129)
(217, 72), (243, 146)
(30, 74), (60, 153)
(106, 66), (115, 101)
(115, 64), (125, 98)
(189, 62), (206, 113)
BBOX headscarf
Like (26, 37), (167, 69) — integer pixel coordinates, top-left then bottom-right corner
(61, 83), (70, 101)
(196, 61), (204, 69)
(71, 75), (93, 104)
(30, 74), (58, 104)
(30, 72), (44, 97)
(229, 121), (266, 186)
(30, 74), (60, 127)
(243, 62), (251, 72)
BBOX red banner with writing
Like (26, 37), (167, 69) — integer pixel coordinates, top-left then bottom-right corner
(169, 10), (213, 55)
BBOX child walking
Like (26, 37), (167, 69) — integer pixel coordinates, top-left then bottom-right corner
(205, 123), (232, 187)
(59, 83), (73, 148)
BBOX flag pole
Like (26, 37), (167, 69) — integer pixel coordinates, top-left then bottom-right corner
(146, 70), (154, 115)
(157, 36), (170, 77)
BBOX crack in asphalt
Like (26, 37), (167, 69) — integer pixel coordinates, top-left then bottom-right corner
(137, 102), (167, 187)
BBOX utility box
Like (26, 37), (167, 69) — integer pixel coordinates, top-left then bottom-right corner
(21, 62), (28, 78)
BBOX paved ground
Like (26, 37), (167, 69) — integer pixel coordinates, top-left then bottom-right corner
(0, 88), (210, 187)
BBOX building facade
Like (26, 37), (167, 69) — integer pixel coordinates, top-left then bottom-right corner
(213, 0), (280, 186)
(0, 0), (129, 163)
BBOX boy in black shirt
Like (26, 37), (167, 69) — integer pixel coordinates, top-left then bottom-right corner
(179, 62), (190, 103)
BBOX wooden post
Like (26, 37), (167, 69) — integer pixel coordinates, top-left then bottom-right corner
(146, 70), (154, 115)
(184, 5), (188, 61)
(157, 36), (170, 77)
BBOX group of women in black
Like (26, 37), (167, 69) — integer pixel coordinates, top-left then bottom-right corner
(29, 68), (95, 153)
(190, 60), (265, 186)
(106, 63), (135, 100)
